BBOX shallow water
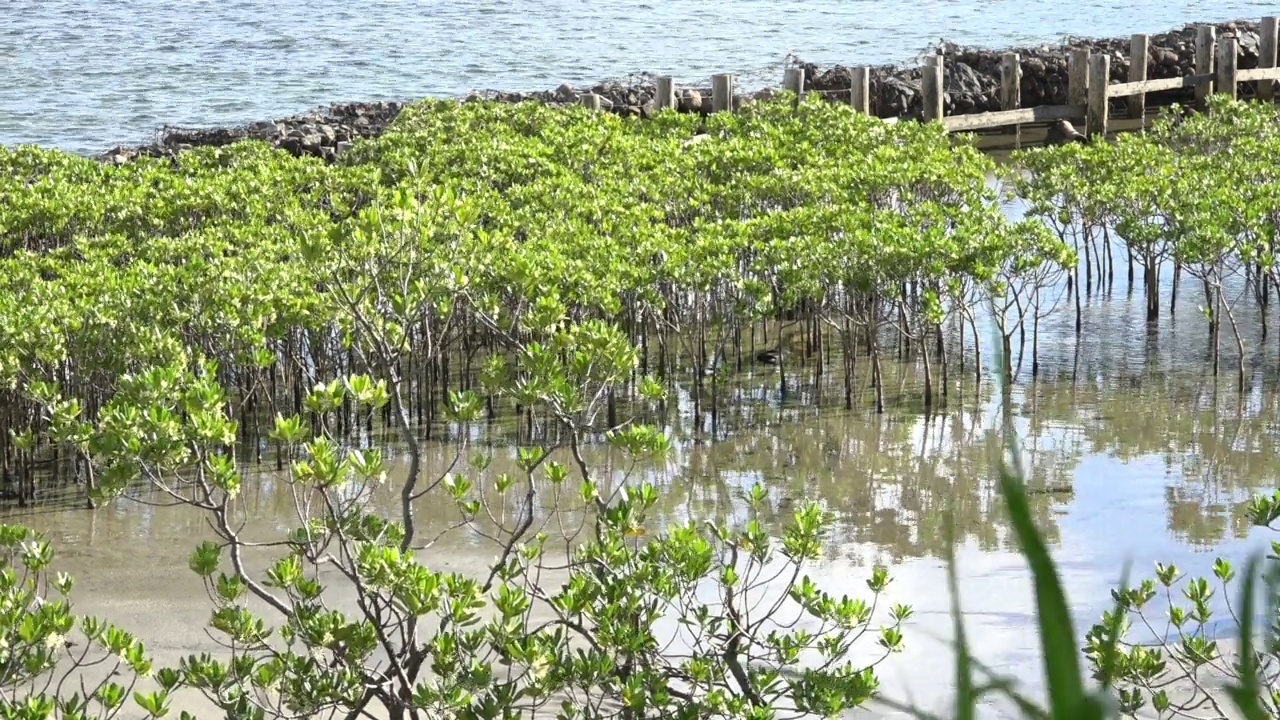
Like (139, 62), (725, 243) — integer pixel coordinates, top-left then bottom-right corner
(8, 172), (1280, 718)
(1, 0), (1273, 153)
(10, 252), (1280, 717)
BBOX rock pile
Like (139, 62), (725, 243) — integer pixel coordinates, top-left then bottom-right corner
(92, 19), (1271, 163)
(470, 79), (661, 116)
(97, 101), (407, 164)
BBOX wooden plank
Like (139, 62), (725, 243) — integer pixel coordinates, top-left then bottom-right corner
(1195, 24), (1216, 108)
(1237, 66), (1280, 82)
(1217, 36), (1239, 99)
(1128, 34), (1149, 119)
(1262, 17), (1278, 102)
(1068, 48), (1090, 105)
(656, 76), (676, 110)
(922, 56), (944, 122)
(940, 103), (1086, 132)
(711, 73), (735, 113)
(851, 67), (870, 114)
(1087, 53), (1110, 136)
(1107, 73), (1211, 96)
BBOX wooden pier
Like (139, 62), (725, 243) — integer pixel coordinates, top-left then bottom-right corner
(578, 16), (1280, 146)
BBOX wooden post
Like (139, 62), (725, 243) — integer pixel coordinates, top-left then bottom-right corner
(580, 93), (602, 111)
(1068, 48), (1090, 105)
(851, 67), (870, 114)
(656, 76), (676, 110)
(1262, 17), (1279, 102)
(922, 55), (944, 122)
(1086, 53), (1110, 137)
(1000, 53), (1021, 110)
(712, 74), (735, 113)
(783, 67), (806, 99)
(1001, 52), (1021, 145)
(1128, 34), (1149, 120)
(1195, 24), (1216, 108)
(1216, 35), (1239, 99)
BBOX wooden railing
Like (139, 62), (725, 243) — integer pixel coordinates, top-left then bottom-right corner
(578, 16), (1280, 139)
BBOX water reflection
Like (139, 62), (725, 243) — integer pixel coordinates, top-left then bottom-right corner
(8, 232), (1280, 715)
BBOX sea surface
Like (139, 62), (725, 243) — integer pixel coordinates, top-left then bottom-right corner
(1, 0), (1275, 153)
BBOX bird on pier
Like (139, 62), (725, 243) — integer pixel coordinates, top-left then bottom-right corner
(1046, 119), (1087, 145)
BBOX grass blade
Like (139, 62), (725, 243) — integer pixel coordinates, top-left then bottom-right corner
(989, 318), (1096, 720)
(1226, 552), (1268, 720)
(944, 506), (977, 720)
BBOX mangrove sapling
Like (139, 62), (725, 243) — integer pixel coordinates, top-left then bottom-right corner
(38, 319), (912, 720)
(1085, 487), (1280, 720)
(1, 95), (1075, 501)
(309, 182), (477, 551)
(1084, 557), (1280, 719)
(1159, 152), (1254, 386)
(1087, 134), (1178, 326)
(0, 525), (170, 720)
(985, 221), (1076, 381)
(1010, 144), (1108, 336)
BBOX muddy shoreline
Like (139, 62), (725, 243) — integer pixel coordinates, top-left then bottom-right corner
(91, 18), (1267, 164)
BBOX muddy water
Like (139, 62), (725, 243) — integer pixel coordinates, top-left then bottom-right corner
(10, 345), (1280, 718)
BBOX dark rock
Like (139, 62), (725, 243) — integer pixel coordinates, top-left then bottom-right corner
(1237, 31), (1261, 65)
(679, 89), (703, 113)
(944, 61), (986, 112)
(247, 120), (278, 139)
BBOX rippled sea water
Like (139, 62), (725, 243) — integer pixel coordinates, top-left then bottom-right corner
(1, 0), (1274, 153)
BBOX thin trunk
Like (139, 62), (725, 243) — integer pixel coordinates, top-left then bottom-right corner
(921, 326), (934, 413)
(1145, 257), (1159, 323)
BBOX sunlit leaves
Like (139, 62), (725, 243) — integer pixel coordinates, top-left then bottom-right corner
(0, 94), (1092, 720)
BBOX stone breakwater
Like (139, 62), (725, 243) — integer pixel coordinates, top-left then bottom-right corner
(94, 19), (1267, 164)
